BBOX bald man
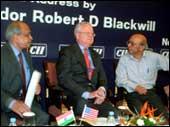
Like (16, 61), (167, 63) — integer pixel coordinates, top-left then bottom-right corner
(116, 33), (169, 119)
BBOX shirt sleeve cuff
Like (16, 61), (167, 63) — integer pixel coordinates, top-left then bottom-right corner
(81, 91), (90, 100)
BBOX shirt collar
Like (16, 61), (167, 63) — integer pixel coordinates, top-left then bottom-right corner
(10, 43), (21, 57)
(78, 43), (89, 53)
(128, 51), (147, 61)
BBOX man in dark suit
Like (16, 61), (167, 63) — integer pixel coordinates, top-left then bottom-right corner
(1, 21), (49, 125)
(58, 22), (119, 117)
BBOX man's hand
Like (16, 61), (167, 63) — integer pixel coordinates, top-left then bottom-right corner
(96, 87), (106, 98)
(135, 85), (147, 95)
(35, 84), (41, 95)
(163, 85), (169, 97)
(11, 100), (31, 118)
(94, 96), (105, 104)
(89, 87), (106, 104)
(89, 90), (101, 99)
(89, 87), (106, 98)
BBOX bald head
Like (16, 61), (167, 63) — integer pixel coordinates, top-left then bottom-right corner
(127, 33), (149, 59)
(128, 33), (148, 49)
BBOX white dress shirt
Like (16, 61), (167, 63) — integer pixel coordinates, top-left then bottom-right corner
(116, 51), (169, 93)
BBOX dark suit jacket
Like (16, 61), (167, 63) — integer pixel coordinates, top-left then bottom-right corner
(57, 43), (107, 98)
(1, 43), (49, 125)
(1, 43), (34, 112)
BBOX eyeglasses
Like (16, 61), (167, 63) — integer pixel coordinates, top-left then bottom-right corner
(127, 41), (146, 47)
(78, 32), (96, 37)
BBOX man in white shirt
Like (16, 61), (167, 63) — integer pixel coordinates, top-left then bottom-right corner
(116, 33), (169, 119)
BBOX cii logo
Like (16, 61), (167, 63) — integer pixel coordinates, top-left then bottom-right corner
(114, 47), (128, 59)
(160, 49), (169, 58)
(1, 41), (6, 47)
(114, 47), (153, 59)
(92, 46), (105, 58)
(29, 43), (47, 57)
(58, 44), (105, 58)
(58, 44), (69, 51)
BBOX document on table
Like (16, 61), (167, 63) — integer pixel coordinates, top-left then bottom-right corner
(24, 70), (41, 108)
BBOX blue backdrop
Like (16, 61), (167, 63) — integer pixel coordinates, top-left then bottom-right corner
(1, 1), (169, 109)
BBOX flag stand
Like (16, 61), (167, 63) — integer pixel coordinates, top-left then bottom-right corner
(79, 104), (87, 126)
(70, 106), (77, 125)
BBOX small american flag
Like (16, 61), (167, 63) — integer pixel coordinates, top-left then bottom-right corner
(82, 105), (99, 120)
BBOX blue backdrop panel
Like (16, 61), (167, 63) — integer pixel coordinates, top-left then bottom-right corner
(1, 1), (169, 110)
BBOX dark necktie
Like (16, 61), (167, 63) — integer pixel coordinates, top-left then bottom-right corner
(18, 53), (26, 100)
(83, 48), (93, 80)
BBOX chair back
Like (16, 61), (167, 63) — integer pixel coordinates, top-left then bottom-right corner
(44, 61), (58, 89)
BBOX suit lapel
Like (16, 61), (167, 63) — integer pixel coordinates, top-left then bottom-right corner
(6, 43), (21, 75)
(73, 43), (98, 80)
(89, 48), (97, 80)
(89, 47), (97, 67)
(23, 50), (33, 74)
(73, 43), (87, 70)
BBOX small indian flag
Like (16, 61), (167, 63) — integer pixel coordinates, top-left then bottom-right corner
(56, 110), (75, 126)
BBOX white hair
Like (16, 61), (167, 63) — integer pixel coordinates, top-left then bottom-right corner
(74, 21), (92, 36)
(5, 21), (23, 41)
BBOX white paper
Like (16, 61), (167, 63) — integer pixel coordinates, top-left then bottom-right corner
(24, 70), (41, 108)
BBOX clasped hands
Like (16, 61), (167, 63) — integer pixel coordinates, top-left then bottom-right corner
(135, 85), (147, 95)
(163, 85), (169, 97)
(11, 84), (41, 118)
(89, 87), (106, 105)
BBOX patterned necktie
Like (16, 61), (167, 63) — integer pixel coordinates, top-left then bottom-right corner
(18, 53), (26, 100)
(83, 48), (93, 80)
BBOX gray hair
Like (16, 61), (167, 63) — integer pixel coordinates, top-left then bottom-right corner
(74, 21), (92, 35)
(5, 21), (23, 41)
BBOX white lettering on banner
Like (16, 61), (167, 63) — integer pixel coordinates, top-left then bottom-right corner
(103, 17), (156, 32)
(29, 1), (97, 11)
(29, 43), (47, 57)
(89, 15), (99, 27)
(160, 49), (169, 58)
(114, 47), (128, 59)
(162, 38), (169, 46)
(29, 1), (79, 8)
(30, 46), (45, 55)
(92, 46), (105, 59)
(1, 7), (27, 21)
(1, 42), (6, 47)
(1, 6), (158, 32)
(83, 1), (96, 11)
(114, 47), (153, 59)
(32, 10), (84, 25)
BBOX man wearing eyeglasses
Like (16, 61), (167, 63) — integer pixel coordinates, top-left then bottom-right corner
(116, 33), (169, 119)
(58, 21), (120, 117)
